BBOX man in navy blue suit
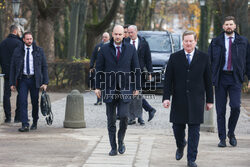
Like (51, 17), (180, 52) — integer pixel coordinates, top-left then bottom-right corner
(208, 16), (250, 147)
(95, 25), (141, 156)
(10, 32), (49, 132)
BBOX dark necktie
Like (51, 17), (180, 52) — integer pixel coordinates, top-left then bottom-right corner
(227, 37), (232, 70)
(116, 46), (120, 60)
(187, 54), (191, 65)
(26, 47), (30, 74)
(133, 40), (135, 48)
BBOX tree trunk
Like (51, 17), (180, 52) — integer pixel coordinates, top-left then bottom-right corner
(85, 0), (121, 59)
(37, 17), (55, 63)
(67, 2), (80, 60)
(63, 6), (70, 59)
(124, 0), (142, 25)
(30, 0), (38, 41)
(237, 0), (248, 37)
(76, 0), (89, 58)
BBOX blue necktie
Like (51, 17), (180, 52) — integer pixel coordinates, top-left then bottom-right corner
(187, 54), (191, 65)
(26, 48), (30, 74)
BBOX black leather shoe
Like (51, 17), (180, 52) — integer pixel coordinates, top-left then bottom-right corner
(94, 102), (102, 105)
(228, 135), (237, 147)
(176, 141), (186, 160)
(109, 149), (118, 156)
(218, 140), (226, 147)
(148, 108), (156, 122)
(128, 119), (136, 125)
(30, 123), (37, 130)
(4, 118), (11, 123)
(118, 142), (126, 154)
(18, 126), (29, 132)
(187, 161), (197, 167)
(138, 118), (145, 125)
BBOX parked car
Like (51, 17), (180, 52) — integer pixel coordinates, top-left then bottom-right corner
(138, 31), (182, 90)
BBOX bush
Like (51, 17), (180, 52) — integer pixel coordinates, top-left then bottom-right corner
(47, 59), (90, 92)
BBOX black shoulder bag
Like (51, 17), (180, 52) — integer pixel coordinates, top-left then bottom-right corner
(40, 90), (53, 125)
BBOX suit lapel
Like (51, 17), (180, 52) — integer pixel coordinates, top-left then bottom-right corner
(137, 38), (141, 53)
(109, 45), (117, 62)
(120, 44), (126, 61)
(181, 49), (189, 66)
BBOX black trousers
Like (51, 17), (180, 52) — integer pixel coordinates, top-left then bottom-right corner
(3, 78), (20, 120)
(106, 97), (130, 150)
(173, 123), (200, 162)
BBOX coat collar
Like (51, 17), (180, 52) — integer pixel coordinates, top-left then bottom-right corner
(213, 31), (243, 47)
(182, 48), (199, 67)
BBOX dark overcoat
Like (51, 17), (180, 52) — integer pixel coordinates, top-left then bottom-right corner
(90, 42), (104, 69)
(0, 34), (22, 78)
(9, 42), (49, 88)
(208, 32), (250, 87)
(95, 38), (141, 103)
(126, 35), (153, 72)
(162, 49), (213, 124)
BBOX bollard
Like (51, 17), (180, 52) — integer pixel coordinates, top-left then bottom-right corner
(64, 90), (86, 128)
(201, 105), (215, 132)
(0, 74), (4, 124)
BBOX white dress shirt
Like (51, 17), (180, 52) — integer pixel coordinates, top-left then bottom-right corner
(130, 37), (139, 50)
(24, 45), (34, 75)
(114, 42), (122, 56)
(223, 33), (235, 71)
(184, 49), (195, 63)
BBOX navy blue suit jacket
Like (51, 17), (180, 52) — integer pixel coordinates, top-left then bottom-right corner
(9, 42), (49, 88)
(95, 38), (141, 103)
(208, 32), (250, 86)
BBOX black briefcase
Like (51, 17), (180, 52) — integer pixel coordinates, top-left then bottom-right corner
(40, 90), (53, 125)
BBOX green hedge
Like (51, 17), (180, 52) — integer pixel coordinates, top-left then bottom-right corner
(47, 60), (90, 92)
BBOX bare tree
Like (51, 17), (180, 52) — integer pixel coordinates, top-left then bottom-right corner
(85, 0), (121, 58)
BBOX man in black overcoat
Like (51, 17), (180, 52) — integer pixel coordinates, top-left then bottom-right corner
(0, 25), (22, 123)
(163, 31), (213, 167)
(95, 25), (141, 156)
(126, 25), (156, 125)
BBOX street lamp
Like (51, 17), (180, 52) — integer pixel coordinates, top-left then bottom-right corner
(199, 0), (206, 52)
(12, 0), (27, 34)
(12, 0), (21, 18)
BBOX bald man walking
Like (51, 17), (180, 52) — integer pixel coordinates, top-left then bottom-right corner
(95, 25), (141, 156)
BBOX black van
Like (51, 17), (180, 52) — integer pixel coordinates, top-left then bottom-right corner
(138, 31), (182, 90)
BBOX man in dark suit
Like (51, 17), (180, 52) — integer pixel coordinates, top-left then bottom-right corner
(89, 32), (110, 105)
(208, 16), (250, 147)
(163, 31), (213, 167)
(0, 25), (22, 123)
(95, 25), (140, 156)
(126, 25), (156, 125)
(9, 32), (49, 132)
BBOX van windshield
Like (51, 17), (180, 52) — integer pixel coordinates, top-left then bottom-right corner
(143, 35), (172, 53)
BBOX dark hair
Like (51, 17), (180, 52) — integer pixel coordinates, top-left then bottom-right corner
(182, 30), (197, 40)
(23, 31), (33, 39)
(123, 24), (130, 29)
(10, 25), (18, 33)
(223, 16), (236, 24)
